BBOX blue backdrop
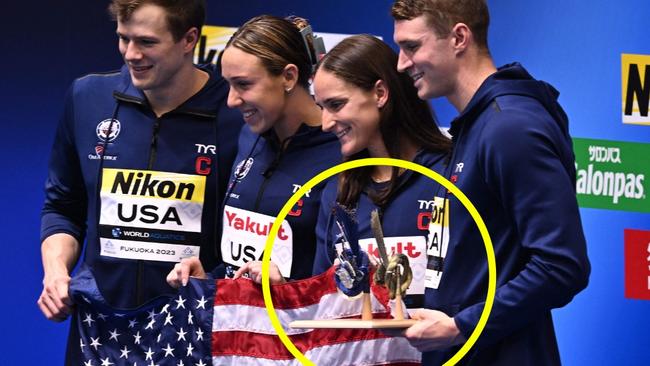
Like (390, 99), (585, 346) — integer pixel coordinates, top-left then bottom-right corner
(2, 1), (648, 364)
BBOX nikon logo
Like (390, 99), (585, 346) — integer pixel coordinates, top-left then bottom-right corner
(110, 171), (196, 200)
(622, 53), (650, 125)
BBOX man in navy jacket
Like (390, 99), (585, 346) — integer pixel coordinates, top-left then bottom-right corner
(391, 0), (590, 364)
(37, 2), (242, 359)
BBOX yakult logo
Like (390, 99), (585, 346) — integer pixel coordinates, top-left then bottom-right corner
(224, 208), (289, 240)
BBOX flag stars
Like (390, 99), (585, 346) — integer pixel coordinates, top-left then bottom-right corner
(147, 309), (157, 320)
(90, 337), (102, 350)
(100, 357), (114, 366)
(164, 312), (174, 326)
(196, 328), (204, 341)
(175, 295), (186, 309)
(195, 359), (206, 366)
(160, 304), (170, 314)
(108, 328), (121, 341)
(80, 338), (86, 351)
(97, 313), (108, 321)
(177, 361), (185, 366)
(133, 331), (142, 344)
(145, 318), (156, 330)
(145, 347), (155, 361)
(188, 312), (194, 325)
(120, 345), (131, 359)
(128, 318), (138, 328)
(177, 327), (187, 341)
(162, 343), (175, 357)
(83, 313), (95, 327)
(195, 296), (207, 310)
(83, 360), (93, 366)
(186, 343), (194, 357)
(157, 334), (162, 343)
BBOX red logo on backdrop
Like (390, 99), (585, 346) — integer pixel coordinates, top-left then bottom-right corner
(624, 228), (650, 300)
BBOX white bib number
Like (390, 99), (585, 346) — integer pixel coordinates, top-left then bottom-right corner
(424, 197), (450, 290)
(221, 205), (294, 277)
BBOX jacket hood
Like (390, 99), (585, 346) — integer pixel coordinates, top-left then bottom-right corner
(449, 63), (569, 137)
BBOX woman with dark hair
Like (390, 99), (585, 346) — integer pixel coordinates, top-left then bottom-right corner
(312, 34), (451, 308)
(167, 15), (340, 286)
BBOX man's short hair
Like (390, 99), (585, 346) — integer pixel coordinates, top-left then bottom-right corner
(391, 0), (490, 51)
(108, 0), (206, 42)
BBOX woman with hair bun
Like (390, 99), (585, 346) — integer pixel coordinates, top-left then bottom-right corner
(167, 15), (340, 286)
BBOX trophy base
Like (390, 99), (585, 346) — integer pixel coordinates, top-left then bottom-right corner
(289, 319), (416, 329)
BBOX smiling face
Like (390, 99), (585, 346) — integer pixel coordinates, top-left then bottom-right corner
(116, 4), (194, 95)
(394, 15), (457, 100)
(221, 46), (289, 134)
(314, 70), (387, 158)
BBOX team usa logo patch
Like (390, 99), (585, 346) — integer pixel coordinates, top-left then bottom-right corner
(96, 118), (121, 142)
(234, 158), (254, 181)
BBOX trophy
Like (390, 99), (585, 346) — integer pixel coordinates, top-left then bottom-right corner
(290, 205), (416, 329)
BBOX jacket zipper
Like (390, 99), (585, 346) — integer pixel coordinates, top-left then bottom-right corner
(136, 117), (161, 305)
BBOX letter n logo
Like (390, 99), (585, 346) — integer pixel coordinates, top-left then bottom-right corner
(622, 53), (650, 125)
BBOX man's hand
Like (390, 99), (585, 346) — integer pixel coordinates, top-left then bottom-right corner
(38, 270), (73, 322)
(166, 256), (207, 288)
(233, 261), (286, 285)
(37, 233), (80, 322)
(402, 309), (466, 352)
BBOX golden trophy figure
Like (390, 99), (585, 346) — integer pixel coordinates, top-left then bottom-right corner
(290, 207), (416, 329)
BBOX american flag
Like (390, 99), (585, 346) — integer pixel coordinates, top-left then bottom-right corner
(69, 266), (421, 365)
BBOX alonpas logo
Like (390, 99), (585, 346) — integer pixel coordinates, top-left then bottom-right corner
(622, 53), (650, 125)
(96, 119), (121, 142)
(574, 138), (647, 212)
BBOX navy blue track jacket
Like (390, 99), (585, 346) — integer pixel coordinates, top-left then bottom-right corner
(219, 124), (341, 280)
(423, 63), (590, 365)
(41, 64), (244, 309)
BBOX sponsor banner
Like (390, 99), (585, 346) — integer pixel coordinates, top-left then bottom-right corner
(624, 229), (650, 300)
(573, 138), (648, 212)
(424, 197), (450, 290)
(221, 205), (293, 277)
(195, 25), (366, 66)
(360, 236), (427, 297)
(100, 238), (200, 262)
(622, 53), (650, 125)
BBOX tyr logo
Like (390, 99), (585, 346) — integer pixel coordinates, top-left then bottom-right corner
(195, 144), (217, 155)
(292, 184), (311, 198)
